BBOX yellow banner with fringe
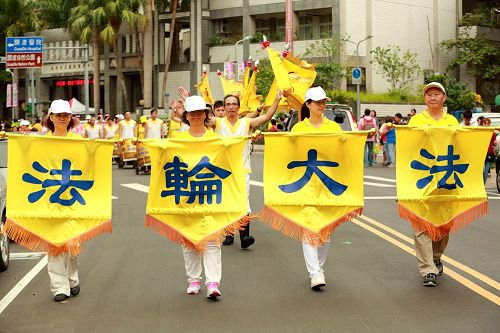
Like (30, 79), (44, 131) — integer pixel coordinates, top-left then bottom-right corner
(259, 132), (366, 246)
(396, 126), (492, 240)
(3, 134), (114, 255)
(143, 137), (248, 251)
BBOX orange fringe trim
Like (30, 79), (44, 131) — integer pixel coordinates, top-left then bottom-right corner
(258, 205), (363, 247)
(2, 218), (112, 256)
(398, 201), (488, 241)
(145, 214), (250, 252)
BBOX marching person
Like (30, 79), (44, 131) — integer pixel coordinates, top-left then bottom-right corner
(44, 99), (82, 302)
(117, 111), (137, 139)
(137, 116), (148, 139)
(407, 82), (459, 287)
(290, 86), (342, 291)
(178, 95), (224, 299)
(83, 115), (100, 139)
(102, 116), (118, 140)
(145, 108), (164, 139)
(207, 91), (282, 248)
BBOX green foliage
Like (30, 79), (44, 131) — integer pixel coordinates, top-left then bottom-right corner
(459, 7), (499, 29)
(328, 90), (424, 105)
(255, 59), (274, 98)
(207, 34), (238, 47)
(371, 45), (421, 94)
(440, 27), (500, 81)
(425, 74), (477, 111)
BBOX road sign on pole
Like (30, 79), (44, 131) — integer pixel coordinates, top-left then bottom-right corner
(5, 36), (43, 69)
(352, 67), (362, 85)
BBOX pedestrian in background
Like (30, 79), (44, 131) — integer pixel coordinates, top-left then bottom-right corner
(462, 109), (472, 126)
(358, 109), (377, 167)
(480, 117), (497, 184)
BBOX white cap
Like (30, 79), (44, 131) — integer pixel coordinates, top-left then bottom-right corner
(86, 114), (92, 120)
(304, 87), (331, 102)
(20, 120), (30, 126)
(116, 114), (124, 120)
(423, 82), (446, 95)
(184, 96), (208, 112)
(49, 99), (72, 114)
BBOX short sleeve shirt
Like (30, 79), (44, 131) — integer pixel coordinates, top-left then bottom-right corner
(408, 110), (459, 126)
(291, 117), (342, 133)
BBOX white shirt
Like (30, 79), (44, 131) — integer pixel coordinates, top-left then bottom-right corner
(84, 124), (100, 139)
(103, 124), (118, 139)
(215, 117), (251, 172)
(146, 118), (163, 139)
(119, 119), (136, 139)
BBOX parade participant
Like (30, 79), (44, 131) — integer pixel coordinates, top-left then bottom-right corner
(407, 82), (459, 287)
(358, 109), (377, 166)
(145, 109), (164, 139)
(19, 120), (31, 132)
(289, 86), (342, 290)
(137, 116), (148, 139)
(462, 109), (472, 126)
(117, 111), (137, 139)
(207, 91), (282, 248)
(71, 115), (85, 136)
(83, 115), (100, 139)
(32, 118), (43, 132)
(102, 116), (118, 139)
(214, 100), (225, 118)
(178, 95), (223, 299)
(45, 99), (81, 302)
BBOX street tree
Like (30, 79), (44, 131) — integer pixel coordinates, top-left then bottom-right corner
(371, 45), (421, 95)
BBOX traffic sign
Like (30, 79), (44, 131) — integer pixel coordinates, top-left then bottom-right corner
(5, 36), (43, 69)
(352, 67), (362, 85)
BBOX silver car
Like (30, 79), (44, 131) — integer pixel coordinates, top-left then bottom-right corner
(0, 138), (8, 272)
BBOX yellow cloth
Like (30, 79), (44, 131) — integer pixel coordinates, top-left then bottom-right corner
(137, 124), (146, 139)
(263, 79), (288, 109)
(196, 72), (215, 105)
(259, 130), (367, 245)
(4, 134), (114, 255)
(408, 109), (459, 126)
(218, 75), (244, 97)
(239, 69), (263, 115)
(143, 136), (249, 251)
(396, 125), (492, 240)
(168, 121), (181, 138)
(291, 117), (342, 133)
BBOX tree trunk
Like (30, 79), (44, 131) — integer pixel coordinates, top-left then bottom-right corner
(92, 32), (100, 114)
(114, 36), (132, 113)
(161, 0), (178, 107)
(104, 44), (111, 115)
(135, 26), (144, 97)
(143, 0), (153, 107)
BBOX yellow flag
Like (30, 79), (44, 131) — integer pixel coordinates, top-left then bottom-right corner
(259, 132), (366, 245)
(196, 72), (215, 105)
(263, 79), (288, 109)
(239, 68), (263, 114)
(396, 126), (492, 240)
(243, 65), (251, 88)
(143, 137), (249, 251)
(218, 74), (244, 97)
(4, 135), (114, 255)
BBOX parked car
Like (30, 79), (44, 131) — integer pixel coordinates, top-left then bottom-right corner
(284, 103), (357, 132)
(459, 113), (500, 154)
(0, 138), (8, 272)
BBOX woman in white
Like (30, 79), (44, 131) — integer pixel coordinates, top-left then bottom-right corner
(83, 115), (100, 139)
(102, 116), (118, 139)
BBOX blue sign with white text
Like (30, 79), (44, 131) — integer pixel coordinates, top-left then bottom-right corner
(6, 37), (43, 53)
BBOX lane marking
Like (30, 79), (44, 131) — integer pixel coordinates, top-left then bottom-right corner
(351, 218), (500, 306)
(0, 255), (48, 315)
(364, 181), (395, 188)
(486, 191), (500, 197)
(358, 215), (500, 291)
(365, 196), (397, 200)
(9, 252), (45, 260)
(112, 196), (118, 199)
(364, 175), (396, 183)
(121, 183), (149, 193)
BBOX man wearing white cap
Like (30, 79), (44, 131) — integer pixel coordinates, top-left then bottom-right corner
(206, 91), (282, 248)
(19, 119), (31, 132)
(407, 82), (458, 287)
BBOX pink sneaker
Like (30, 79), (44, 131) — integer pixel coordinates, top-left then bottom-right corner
(186, 281), (201, 295)
(206, 282), (221, 299)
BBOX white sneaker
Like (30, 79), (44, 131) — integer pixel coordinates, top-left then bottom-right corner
(186, 281), (201, 294)
(310, 272), (326, 290)
(206, 282), (221, 299)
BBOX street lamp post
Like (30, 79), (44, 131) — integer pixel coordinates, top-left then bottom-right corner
(234, 35), (253, 63)
(346, 35), (373, 119)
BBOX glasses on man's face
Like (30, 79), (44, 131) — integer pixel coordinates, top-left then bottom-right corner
(225, 103), (238, 107)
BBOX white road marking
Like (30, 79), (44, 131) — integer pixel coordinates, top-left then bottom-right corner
(9, 252), (45, 260)
(364, 175), (396, 183)
(363, 181), (396, 188)
(0, 255), (48, 315)
(112, 196), (118, 199)
(486, 191), (500, 197)
(121, 183), (149, 193)
(365, 196), (397, 200)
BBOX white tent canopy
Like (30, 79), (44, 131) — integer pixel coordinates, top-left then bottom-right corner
(69, 98), (97, 115)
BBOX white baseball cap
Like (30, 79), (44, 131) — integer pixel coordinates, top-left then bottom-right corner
(86, 114), (92, 120)
(49, 99), (72, 114)
(304, 87), (331, 102)
(116, 114), (124, 120)
(20, 120), (30, 126)
(423, 82), (446, 95)
(184, 96), (208, 112)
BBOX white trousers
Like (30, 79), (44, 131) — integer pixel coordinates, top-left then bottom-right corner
(246, 173), (251, 214)
(47, 253), (79, 296)
(182, 241), (221, 285)
(302, 239), (331, 278)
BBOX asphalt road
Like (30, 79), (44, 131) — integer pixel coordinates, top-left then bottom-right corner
(0, 151), (499, 333)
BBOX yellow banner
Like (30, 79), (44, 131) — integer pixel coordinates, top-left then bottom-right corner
(239, 68), (263, 114)
(4, 135), (114, 255)
(196, 72), (215, 105)
(218, 74), (244, 97)
(259, 132), (366, 245)
(396, 126), (492, 240)
(143, 137), (248, 251)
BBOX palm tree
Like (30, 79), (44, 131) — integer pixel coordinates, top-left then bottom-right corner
(101, 0), (146, 113)
(67, 0), (108, 115)
(142, 0), (153, 108)
(161, 0), (178, 107)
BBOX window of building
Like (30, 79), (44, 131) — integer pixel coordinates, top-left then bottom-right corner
(319, 15), (332, 38)
(299, 16), (313, 40)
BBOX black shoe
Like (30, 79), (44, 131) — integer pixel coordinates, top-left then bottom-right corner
(222, 236), (234, 246)
(434, 259), (443, 275)
(70, 284), (80, 296)
(240, 236), (255, 249)
(422, 273), (437, 287)
(54, 294), (69, 302)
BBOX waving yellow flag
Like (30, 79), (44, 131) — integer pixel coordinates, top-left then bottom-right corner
(4, 135), (114, 255)
(143, 137), (248, 251)
(240, 68), (263, 114)
(218, 73), (244, 97)
(396, 126), (492, 240)
(259, 132), (366, 245)
(196, 72), (215, 105)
